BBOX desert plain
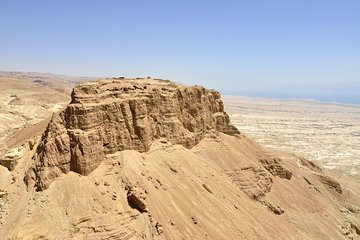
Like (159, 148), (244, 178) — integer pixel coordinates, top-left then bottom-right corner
(224, 95), (360, 184)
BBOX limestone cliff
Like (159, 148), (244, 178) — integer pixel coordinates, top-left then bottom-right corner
(27, 78), (239, 190)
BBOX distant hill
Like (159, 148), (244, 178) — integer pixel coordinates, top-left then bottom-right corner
(0, 71), (97, 94)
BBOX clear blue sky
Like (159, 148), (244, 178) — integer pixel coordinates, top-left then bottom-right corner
(1, 0), (359, 102)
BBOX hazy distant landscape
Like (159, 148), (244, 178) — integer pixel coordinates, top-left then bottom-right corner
(224, 96), (360, 178)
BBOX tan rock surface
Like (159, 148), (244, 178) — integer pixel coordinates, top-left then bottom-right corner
(0, 73), (78, 172)
(28, 78), (239, 190)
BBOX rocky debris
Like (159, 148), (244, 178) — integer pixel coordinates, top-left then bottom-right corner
(0, 191), (8, 222)
(303, 177), (322, 193)
(27, 78), (239, 190)
(226, 167), (273, 201)
(168, 165), (178, 173)
(0, 191), (7, 198)
(317, 175), (342, 194)
(343, 219), (360, 239)
(191, 216), (199, 225)
(155, 222), (163, 235)
(202, 183), (213, 194)
(0, 157), (18, 171)
(260, 200), (284, 215)
(225, 166), (285, 214)
(299, 157), (322, 173)
(126, 185), (148, 213)
(258, 156), (292, 180)
(111, 191), (117, 201)
(345, 204), (360, 214)
(0, 148), (21, 171)
(303, 177), (312, 185)
(147, 213), (164, 237)
(28, 139), (36, 151)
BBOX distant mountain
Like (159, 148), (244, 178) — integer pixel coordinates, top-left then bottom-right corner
(0, 71), (97, 93)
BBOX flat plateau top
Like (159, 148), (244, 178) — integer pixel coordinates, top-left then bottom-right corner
(70, 78), (214, 104)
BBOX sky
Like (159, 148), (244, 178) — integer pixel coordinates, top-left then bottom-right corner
(0, 0), (359, 103)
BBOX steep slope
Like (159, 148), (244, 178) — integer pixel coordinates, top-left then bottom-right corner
(0, 78), (359, 240)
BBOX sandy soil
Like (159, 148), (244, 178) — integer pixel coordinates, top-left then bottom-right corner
(1, 132), (359, 239)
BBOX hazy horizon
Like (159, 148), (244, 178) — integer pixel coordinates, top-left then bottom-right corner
(222, 90), (360, 105)
(1, 1), (359, 103)
(1, 69), (360, 105)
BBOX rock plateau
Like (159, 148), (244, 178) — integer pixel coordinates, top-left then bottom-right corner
(27, 79), (239, 190)
(0, 77), (359, 240)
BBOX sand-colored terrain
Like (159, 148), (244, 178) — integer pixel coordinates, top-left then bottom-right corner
(0, 75), (359, 239)
(3, 132), (360, 239)
(0, 72), (93, 156)
(223, 96), (360, 178)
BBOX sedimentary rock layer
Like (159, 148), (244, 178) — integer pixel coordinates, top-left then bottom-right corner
(28, 78), (239, 190)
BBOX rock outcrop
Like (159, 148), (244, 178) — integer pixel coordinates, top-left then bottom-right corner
(317, 175), (343, 194)
(259, 156), (292, 180)
(27, 78), (239, 190)
(0, 148), (22, 171)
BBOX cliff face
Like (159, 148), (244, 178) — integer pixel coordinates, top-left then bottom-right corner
(28, 79), (239, 190)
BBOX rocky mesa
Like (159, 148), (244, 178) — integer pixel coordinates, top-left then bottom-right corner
(1, 78), (359, 239)
(27, 78), (239, 190)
